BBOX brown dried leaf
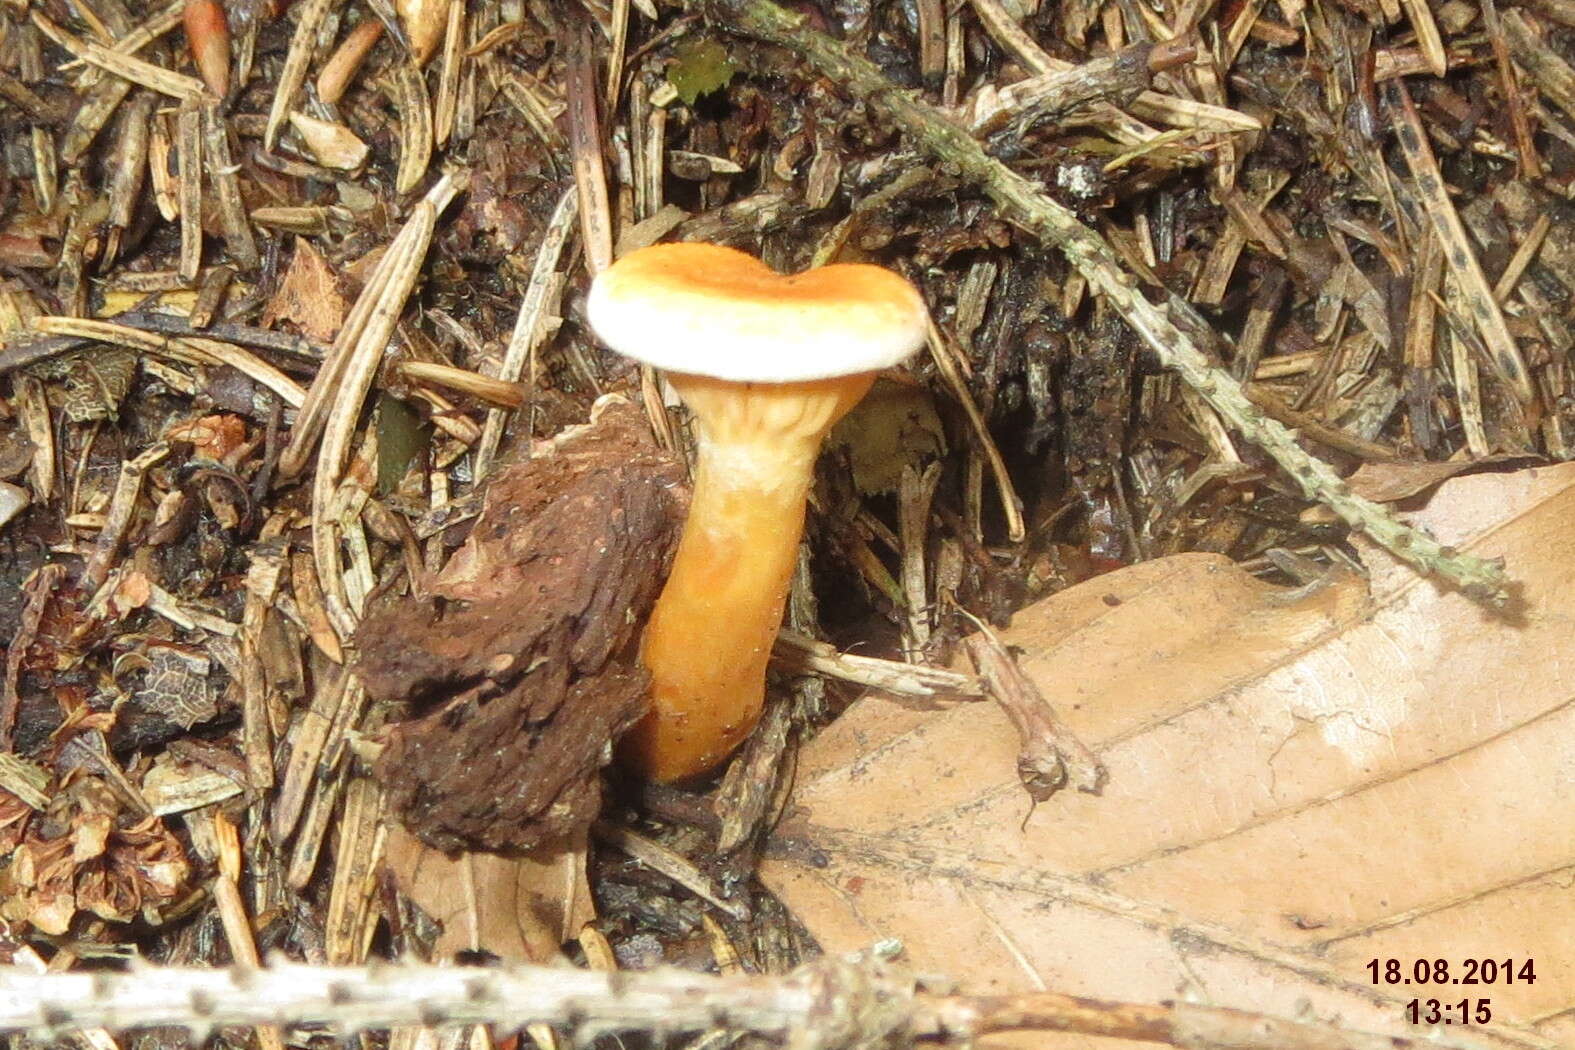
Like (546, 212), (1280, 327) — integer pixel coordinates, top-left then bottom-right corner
(0, 782), (191, 935)
(384, 824), (593, 963)
(763, 464), (1575, 1048)
(1345, 453), (1537, 503)
(262, 238), (349, 343)
(165, 413), (250, 463)
(133, 641), (219, 730)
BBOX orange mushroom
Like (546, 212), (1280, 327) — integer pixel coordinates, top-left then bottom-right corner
(588, 243), (928, 781)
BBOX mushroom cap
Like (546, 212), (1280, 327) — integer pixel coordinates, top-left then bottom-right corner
(587, 243), (928, 383)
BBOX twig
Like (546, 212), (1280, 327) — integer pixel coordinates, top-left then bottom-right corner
(0, 956), (1509, 1050)
(593, 822), (750, 920)
(771, 629), (983, 698)
(80, 443), (170, 594)
(1, 565), (67, 750)
(702, 0), (1510, 605)
(473, 186), (578, 481)
(1383, 79), (1530, 405)
(959, 611), (1106, 801)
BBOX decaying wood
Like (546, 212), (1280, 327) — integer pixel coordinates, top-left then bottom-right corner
(356, 400), (684, 852)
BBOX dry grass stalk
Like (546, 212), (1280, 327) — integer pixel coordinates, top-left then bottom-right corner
(433, 0), (464, 144)
(969, 0), (1254, 146)
(207, 813), (286, 1050)
(916, 0), (945, 78)
(0, 754), (50, 811)
(265, 0), (334, 150)
(1492, 212), (1552, 304)
(240, 545), (285, 790)
(324, 776), (387, 964)
(714, 693), (795, 856)
(390, 59), (434, 193)
(33, 11), (209, 101)
(32, 316), (197, 361)
(281, 185), (447, 478)
(772, 629), (982, 698)
(1398, 0), (1447, 75)
(593, 822), (749, 920)
(272, 668), (361, 841)
(62, 77), (135, 165)
(189, 264), (232, 327)
(176, 98), (203, 281)
(13, 377), (55, 500)
(201, 102), (260, 267)
(472, 186), (578, 481)
(898, 463), (943, 657)
(311, 173), (465, 638)
(250, 205), (347, 234)
(30, 126), (58, 215)
(494, 66), (568, 150)
(965, 42), (1193, 135)
(565, 23), (614, 276)
(1480, 0), (1542, 176)
(103, 91), (154, 267)
(66, 0), (186, 93)
(397, 361), (526, 407)
(181, 337), (308, 406)
(605, 0), (632, 103)
(286, 761), (348, 889)
(79, 443), (170, 594)
(1502, 10), (1575, 124)
(1384, 80), (1531, 404)
(925, 322), (1026, 541)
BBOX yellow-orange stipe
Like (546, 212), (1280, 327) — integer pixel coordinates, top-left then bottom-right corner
(622, 374), (873, 781)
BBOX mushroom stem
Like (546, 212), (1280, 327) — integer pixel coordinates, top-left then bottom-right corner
(622, 372), (875, 782)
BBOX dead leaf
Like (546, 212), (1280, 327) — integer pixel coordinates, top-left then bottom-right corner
(165, 413), (249, 463)
(261, 238), (348, 343)
(383, 824), (593, 962)
(1345, 453), (1537, 503)
(762, 463), (1575, 1049)
(827, 379), (946, 497)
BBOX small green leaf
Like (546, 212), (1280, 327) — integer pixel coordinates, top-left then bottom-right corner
(667, 38), (737, 106)
(376, 393), (429, 496)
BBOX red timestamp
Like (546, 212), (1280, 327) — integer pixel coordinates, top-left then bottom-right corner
(1368, 958), (1537, 986)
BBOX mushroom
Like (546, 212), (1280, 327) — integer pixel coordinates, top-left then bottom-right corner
(588, 243), (928, 781)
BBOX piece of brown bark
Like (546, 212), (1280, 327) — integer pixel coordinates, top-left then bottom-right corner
(356, 399), (684, 853)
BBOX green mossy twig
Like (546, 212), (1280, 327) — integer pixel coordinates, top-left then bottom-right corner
(704, 0), (1509, 605)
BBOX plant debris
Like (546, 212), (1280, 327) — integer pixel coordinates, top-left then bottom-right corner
(2, 0), (1574, 1040)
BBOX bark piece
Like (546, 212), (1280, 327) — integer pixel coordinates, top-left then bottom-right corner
(356, 401), (684, 853)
